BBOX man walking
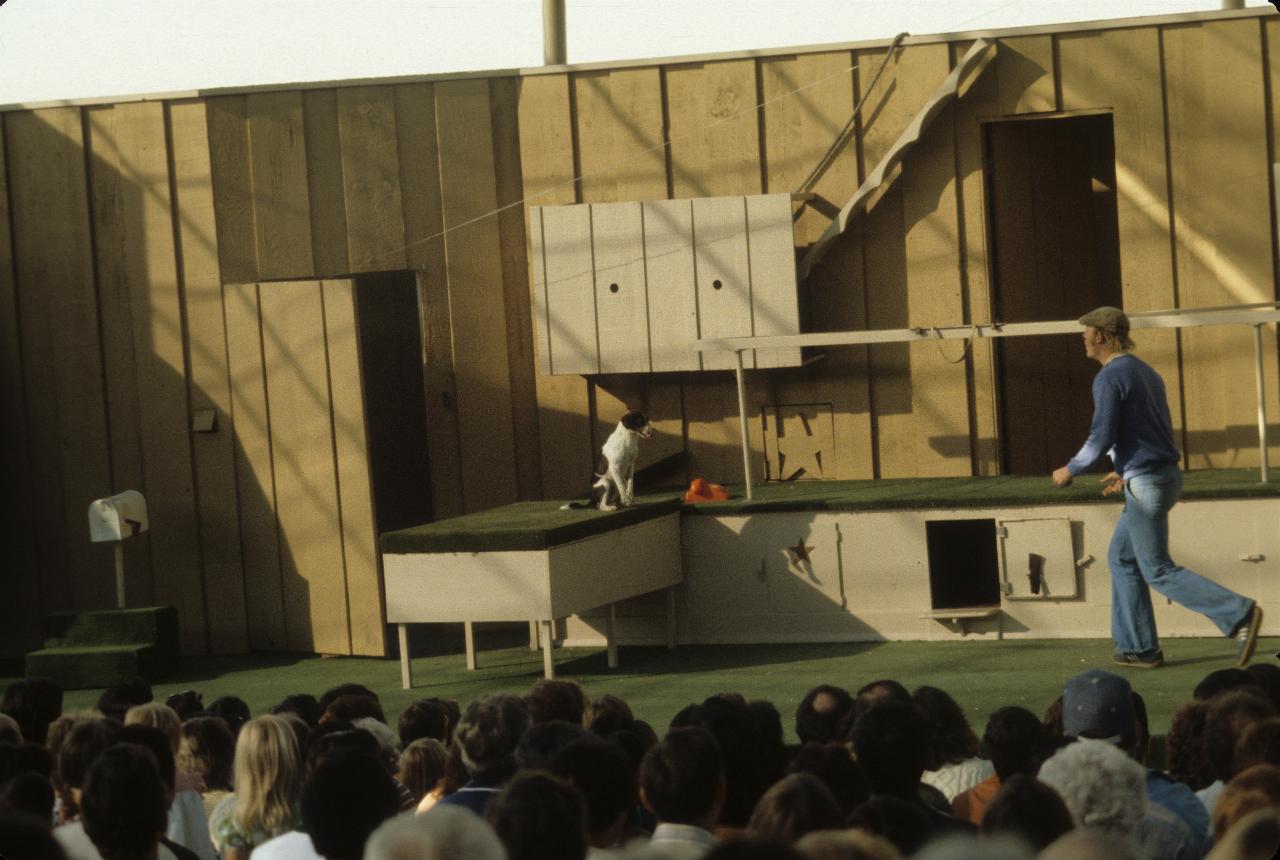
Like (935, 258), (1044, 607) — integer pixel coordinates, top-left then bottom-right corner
(1052, 306), (1262, 668)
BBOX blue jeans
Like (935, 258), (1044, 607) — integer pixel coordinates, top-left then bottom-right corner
(1109, 464), (1253, 655)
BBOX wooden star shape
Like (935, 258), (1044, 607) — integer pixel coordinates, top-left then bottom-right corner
(788, 539), (815, 564)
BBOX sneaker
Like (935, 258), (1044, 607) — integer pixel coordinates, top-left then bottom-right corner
(1113, 649), (1164, 669)
(1236, 604), (1264, 667)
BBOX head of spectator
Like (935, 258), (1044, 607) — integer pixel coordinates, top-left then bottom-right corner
(487, 770), (588, 860)
(1205, 806), (1280, 860)
(1165, 699), (1213, 791)
(352, 716), (400, 772)
(749, 700), (788, 790)
(681, 695), (768, 828)
(319, 694), (385, 726)
(164, 690), (204, 721)
(0, 807), (69, 860)
(787, 742), (869, 819)
(318, 684), (378, 715)
(398, 698), (454, 746)
(1041, 696), (1063, 736)
(515, 720), (585, 771)
(178, 716), (234, 793)
(746, 773), (843, 843)
(80, 744), (167, 860)
(847, 796), (933, 857)
(1233, 717), (1280, 774)
(1, 772), (55, 823)
(912, 833), (1035, 860)
(979, 773), (1074, 851)
(1194, 668), (1259, 701)
(1205, 689), (1276, 787)
(1211, 763), (1280, 841)
(304, 720), (381, 774)
(550, 734), (635, 849)
(2, 678), (63, 746)
(849, 700), (927, 800)
(980, 706), (1044, 782)
(524, 679), (588, 726)
(584, 694), (635, 736)
(124, 703), (181, 756)
(1244, 664), (1280, 710)
(1060, 670), (1135, 748)
(277, 712), (312, 768)
(1038, 739), (1146, 835)
(437, 743), (469, 798)
(703, 841), (804, 860)
(640, 727), (724, 830)
(454, 694), (529, 786)
(301, 747), (401, 860)
(365, 805), (506, 860)
(912, 686), (980, 772)
(231, 714), (303, 843)
(95, 679), (152, 724)
(0, 714), (21, 744)
(0, 741), (52, 786)
(852, 680), (910, 724)
(272, 693), (321, 729)
(794, 828), (900, 860)
(57, 718), (120, 806)
(1038, 828), (1144, 860)
(207, 696), (251, 738)
(398, 738), (448, 804)
(795, 685), (854, 745)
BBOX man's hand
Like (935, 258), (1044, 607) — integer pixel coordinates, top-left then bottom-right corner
(1052, 466), (1073, 487)
(1100, 471), (1125, 496)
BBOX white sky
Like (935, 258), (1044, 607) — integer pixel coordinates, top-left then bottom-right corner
(0, 0), (1272, 107)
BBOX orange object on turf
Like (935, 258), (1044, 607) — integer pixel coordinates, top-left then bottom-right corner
(684, 477), (730, 503)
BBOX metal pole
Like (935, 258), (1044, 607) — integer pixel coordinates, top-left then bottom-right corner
(114, 543), (126, 608)
(1255, 324), (1270, 482)
(734, 350), (753, 500)
(543, 0), (566, 65)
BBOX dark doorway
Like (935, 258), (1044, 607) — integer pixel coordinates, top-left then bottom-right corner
(925, 519), (1000, 610)
(984, 113), (1122, 475)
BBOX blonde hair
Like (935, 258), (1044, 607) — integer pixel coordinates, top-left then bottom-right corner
(398, 738), (448, 802)
(125, 702), (182, 754)
(232, 714), (302, 839)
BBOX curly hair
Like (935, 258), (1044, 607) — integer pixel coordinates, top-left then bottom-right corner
(1165, 699), (1213, 791)
(913, 686), (980, 769)
(1038, 739), (1146, 834)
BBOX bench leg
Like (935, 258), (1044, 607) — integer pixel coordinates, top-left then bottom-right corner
(529, 620), (539, 650)
(666, 587), (678, 649)
(540, 619), (555, 679)
(464, 622), (477, 671)
(606, 603), (618, 669)
(398, 624), (413, 690)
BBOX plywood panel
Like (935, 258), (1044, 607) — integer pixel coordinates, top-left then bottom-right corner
(667, 59), (762, 198)
(322, 279), (385, 656)
(574, 68), (667, 203)
(693, 196), (753, 371)
(994, 35), (1057, 115)
(591, 202), (650, 372)
(302, 89), (351, 278)
(6, 107), (113, 611)
(259, 280), (350, 653)
(85, 105), (154, 605)
(643, 199), (700, 371)
(745, 194), (801, 368)
(540, 203), (599, 374)
(170, 99), (250, 654)
(395, 81), (464, 520)
(0, 116), (42, 655)
(1165, 19), (1279, 468)
(434, 79), (519, 512)
(338, 86), (406, 272)
(224, 282), (287, 650)
(206, 96), (259, 284)
(517, 74), (594, 500)
(246, 91), (314, 279)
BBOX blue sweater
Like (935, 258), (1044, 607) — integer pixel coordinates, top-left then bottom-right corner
(1066, 353), (1180, 480)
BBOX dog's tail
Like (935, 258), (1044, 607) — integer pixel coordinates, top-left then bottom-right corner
(559, 499), (592, 510)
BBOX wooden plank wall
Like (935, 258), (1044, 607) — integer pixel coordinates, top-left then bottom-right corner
(2, 14), (1279, 657)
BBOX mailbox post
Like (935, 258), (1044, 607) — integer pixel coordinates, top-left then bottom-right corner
(87, 491), (149, 609)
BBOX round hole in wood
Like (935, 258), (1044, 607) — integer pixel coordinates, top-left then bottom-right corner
(609, 283), (619, 293)
(713, 279), (723, 290)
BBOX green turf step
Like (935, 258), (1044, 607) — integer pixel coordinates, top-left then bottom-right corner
(40, 606), (178, 649)
(25, 643), (179, 691)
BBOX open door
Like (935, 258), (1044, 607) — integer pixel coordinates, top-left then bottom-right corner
(984, 113), (1123, 475)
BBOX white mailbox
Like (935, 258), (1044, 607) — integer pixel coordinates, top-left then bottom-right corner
(88, 491), (149, 542)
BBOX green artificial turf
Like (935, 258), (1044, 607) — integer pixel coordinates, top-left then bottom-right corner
(9, 633), (1273, 746)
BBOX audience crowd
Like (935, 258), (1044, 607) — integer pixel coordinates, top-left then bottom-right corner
(3, 662), (1280, 860)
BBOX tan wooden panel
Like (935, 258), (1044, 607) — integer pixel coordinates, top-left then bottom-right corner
(745, 194), (801, 368)
(302, 89), (351, 278)
(1166, 19), (1279, 468)
(642, 199), (700, 371)
(540, 203), (599, 374)
(516, 74), (593, 500)
(395, 81), (464, 519)
(206, 96), (259, 284)
(994, 35), (1057, 115)
(682, 373), (771, 484)
(693, 196), (753, 371)
(529, 207), (554, 377)
(111, 101), (209, 652)
(434, 78), (519, 512)
(170, 99), (250, 654)
(247, 91), (314, 279)
(1059, 27), (1183, 446)
(490, 77), (544, 502)
(321, 279), (384, 656)
(84, 105), (155, 605)
(667, 59), (762, 198)
(6, 107), (114, 610)
(591, 202), (650, 373)
(574, 68), (667, 203)
(259, 280), (351, 653)
(223, 282), (287, 649)
(338, 86), (406, 272)
(0, 116), (42, 655)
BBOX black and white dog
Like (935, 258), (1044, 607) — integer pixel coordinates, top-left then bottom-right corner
(562, 410), (654, 511)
